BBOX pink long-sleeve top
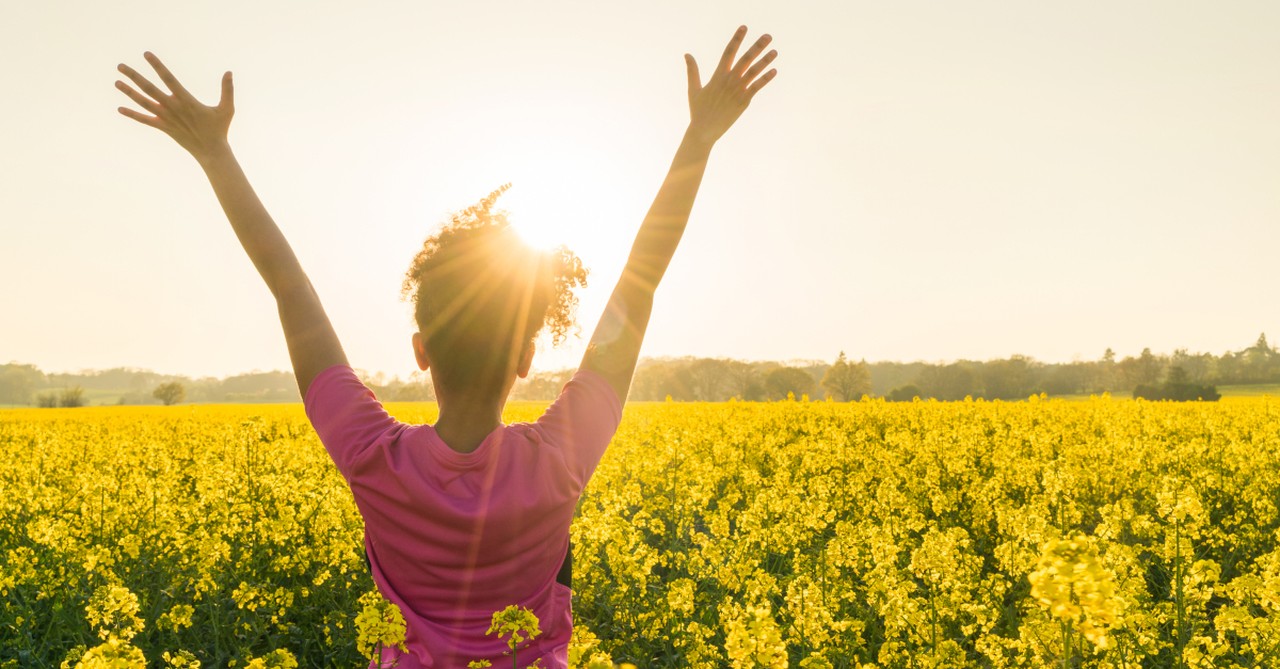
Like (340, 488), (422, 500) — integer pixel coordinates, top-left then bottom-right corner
(304, 365), (622, 668)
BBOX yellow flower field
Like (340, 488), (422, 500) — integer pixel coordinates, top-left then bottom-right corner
(3, 397), (1280, 667)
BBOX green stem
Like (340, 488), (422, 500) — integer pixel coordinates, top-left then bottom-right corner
(1174, 517), (1185, 669)
(1060, 620), (1070, 669)
(930, 588), (938, 660)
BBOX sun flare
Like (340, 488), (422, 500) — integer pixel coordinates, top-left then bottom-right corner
(502, 185), (573, 252)
(489, 153), (638, 278)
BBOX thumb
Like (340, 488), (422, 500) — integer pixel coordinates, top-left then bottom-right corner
(220, 71), (234, 110)
(684, 54), (701, 100)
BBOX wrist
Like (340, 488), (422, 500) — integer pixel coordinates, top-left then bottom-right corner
(193, 140), (235, 170)
(681, 126), (717, 155)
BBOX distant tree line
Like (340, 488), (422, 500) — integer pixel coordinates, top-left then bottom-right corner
(3, 334), (1274, 405)
(508, 334), (1278, 402)
(358, 371), (436, 402)
(865, 334), (1276, 401)
(0, 364), (299, 406)
(510, 352), (873, 402)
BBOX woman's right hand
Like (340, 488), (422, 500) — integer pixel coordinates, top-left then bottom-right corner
(116, 52), (235, 164)
(683, 26), (779, 148)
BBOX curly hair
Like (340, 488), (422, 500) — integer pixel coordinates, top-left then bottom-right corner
(401, 185), (588, 390)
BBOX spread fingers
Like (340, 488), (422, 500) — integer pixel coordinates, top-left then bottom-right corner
(734, 34), (773, 77)
(115, 80), (164, 116)
(117, 63), (168, 102)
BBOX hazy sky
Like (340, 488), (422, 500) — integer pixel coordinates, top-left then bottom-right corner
(3, 1), (1278, 379)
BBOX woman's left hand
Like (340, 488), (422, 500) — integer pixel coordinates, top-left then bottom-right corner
(684, 26), (778, 147)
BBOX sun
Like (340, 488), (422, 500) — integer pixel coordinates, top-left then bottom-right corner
(501, 185), (574, 252)
(472, 135), (643, 289)
(494, 158), (634, 267)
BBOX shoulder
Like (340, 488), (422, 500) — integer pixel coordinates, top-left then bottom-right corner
(303, 364), (404, 477)
(526, 368), (625, 488)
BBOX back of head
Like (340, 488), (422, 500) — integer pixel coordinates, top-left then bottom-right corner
(402, 185), (587, 395)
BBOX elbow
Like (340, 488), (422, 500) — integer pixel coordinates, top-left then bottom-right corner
(620, 265), (662, 296)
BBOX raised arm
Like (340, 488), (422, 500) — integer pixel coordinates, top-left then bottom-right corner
(581, 27), (778, 402)
(116, 53), (346, 396)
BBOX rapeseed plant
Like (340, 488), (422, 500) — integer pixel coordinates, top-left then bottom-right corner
(354, 589), (409, 663)
(4, 398), (1280, 666)
(1029, 534), (1124, 664)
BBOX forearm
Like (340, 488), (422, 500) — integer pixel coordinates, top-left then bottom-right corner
(582, 128), (711, 400)
(622, 128), (713, 292)
(197, 143), (307, 298)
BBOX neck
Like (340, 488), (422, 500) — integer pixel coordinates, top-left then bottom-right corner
(433, 392), (506, 454)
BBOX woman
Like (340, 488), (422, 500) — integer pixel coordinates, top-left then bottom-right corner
(116, 25), (777, 668)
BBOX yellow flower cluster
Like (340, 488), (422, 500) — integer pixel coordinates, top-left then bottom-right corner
(3, 396), (1280, 666)
(69, 636), (146, 669)
(488, 604), (543, 650)
(85, 584), (144, 641)
(1028, 534), (1124, 650)
(355, 589), (409, 661)
(157, 604), (195, 633)
(161, 650), (201, 668)
(724, 604), (787, 669)
(238, 649), (298, 668)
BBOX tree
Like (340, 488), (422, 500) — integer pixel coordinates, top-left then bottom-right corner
(1042, 362), (1088, 396)
(1171, 348), (1215, 384)
(821, 352), (872, 401)
(765, 367), (814, 400)
(725, 360), (765, 401)
(1119, 348), (1164, 389)
(1243, 333), (1276, 382)
(0, 363), (44, 405)
(686, 358), (733, 401)
(886, 384), (921, 402)
(1250, 332), (1273, 356)
(1095, 348), (1118, 391)
(1217, 350), (1243, 385)
(918, 363), (977, 401)
(153, 382), (186, 406)
(1137, 347), (1164, 385)
(981, 355), (1038, 399)
(59, 386), (86, 408)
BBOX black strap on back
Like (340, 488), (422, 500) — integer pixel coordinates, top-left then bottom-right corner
(555, 539), (572, 589)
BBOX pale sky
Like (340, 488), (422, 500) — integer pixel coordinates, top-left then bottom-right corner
(3, 1), (1278, 379)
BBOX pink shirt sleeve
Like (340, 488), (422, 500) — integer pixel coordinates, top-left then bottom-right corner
(533, 368), (624, 489)
(304, 365), (402, 479)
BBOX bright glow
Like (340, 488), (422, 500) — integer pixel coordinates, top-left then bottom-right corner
(494, 137), (641, 290)
(502, 184), (574, 252)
